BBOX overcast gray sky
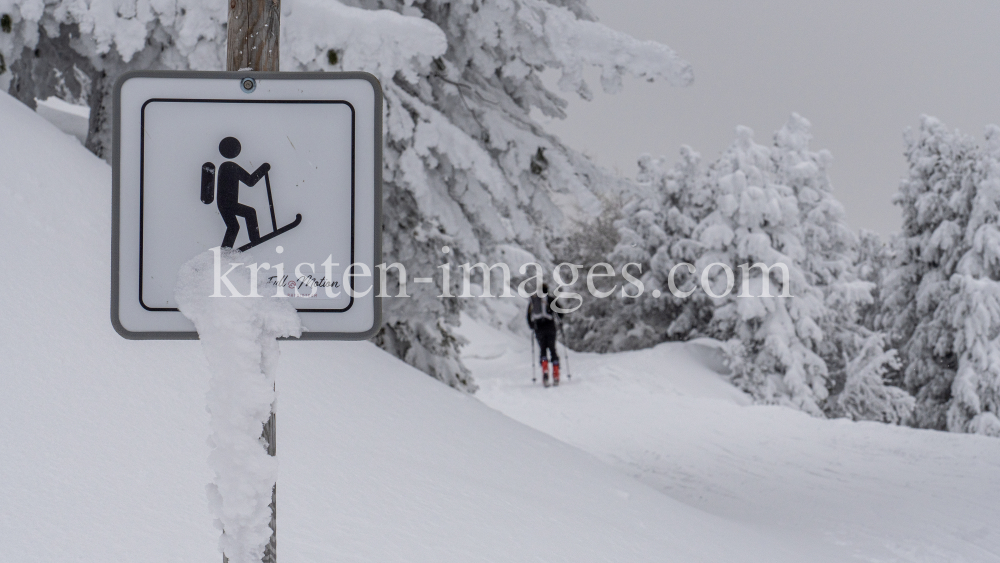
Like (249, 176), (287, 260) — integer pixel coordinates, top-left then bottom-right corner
(542, 1), (1000, 235)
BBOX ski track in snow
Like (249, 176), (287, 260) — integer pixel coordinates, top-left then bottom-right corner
(461, 313), (1000, 563)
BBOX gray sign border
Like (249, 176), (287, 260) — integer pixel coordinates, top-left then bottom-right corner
(111, 70), (383, 341)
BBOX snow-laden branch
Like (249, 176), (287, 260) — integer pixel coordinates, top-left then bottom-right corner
(0, 0), (445, 79)
(454, 0), (691, 101)
(520, 0), (693, 96)
(0, 0), (228, 63)
(282, 0), (447, 81)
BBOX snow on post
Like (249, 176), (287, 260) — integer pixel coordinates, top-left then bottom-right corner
(174, 249), (302, 563)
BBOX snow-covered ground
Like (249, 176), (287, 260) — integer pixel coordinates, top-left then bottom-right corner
(4, 88), (1000, 562)
(0, 90), (805, 562)
(461, 314), (1000, 563)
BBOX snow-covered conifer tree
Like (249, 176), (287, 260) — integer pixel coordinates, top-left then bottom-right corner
(854, 229), (894, 332)
(560, 146), (714, 352)
(0, 0), (691, 389)
(884, 118), (1000, 435)
(837, 332), (913, 423)
(568, 121), (832, 413)
(943, 126), (1000, 436)
(770, 114), (907, 416)
(835, 229), (914, 423)
(576, 115), (911, 419)
(881, 117), (984, 430)
(694, 118), (913, 419)
(692, 125), (830, 414)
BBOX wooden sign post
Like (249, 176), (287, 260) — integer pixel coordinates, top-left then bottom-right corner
(115, 68), (382, 559)
(113, 5), (382, 563)
(228, 2), (280, 562)
(227, 0), (281, 73)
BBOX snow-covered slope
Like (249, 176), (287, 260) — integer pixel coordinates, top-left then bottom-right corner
(34, 96), (90, 143)
(0, 91), (814, 562)
(462, 315), (1000, 563)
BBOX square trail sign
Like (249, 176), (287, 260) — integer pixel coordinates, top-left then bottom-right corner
(112, 71), (382, 339)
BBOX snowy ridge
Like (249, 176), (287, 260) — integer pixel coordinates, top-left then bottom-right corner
(34, 95), (89, 142)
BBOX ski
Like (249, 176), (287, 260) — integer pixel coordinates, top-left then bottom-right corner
(238, 214), (303, 251)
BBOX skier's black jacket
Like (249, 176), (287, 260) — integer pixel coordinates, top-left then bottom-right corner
(528, 294), (561, 365)
(526, 294), (561, 332)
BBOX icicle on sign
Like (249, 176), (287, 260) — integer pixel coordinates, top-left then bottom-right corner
(111, 71), (383, 339)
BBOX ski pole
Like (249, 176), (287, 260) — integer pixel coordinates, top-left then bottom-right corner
(531, 334), (537, 383)
(558, 321), (571, 379)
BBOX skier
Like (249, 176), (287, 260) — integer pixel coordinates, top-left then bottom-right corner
(202, 137), (303, 251)
(209, 136), (270, 249)
(527, 284), (562, 387)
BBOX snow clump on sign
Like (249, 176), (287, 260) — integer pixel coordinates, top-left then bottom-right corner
(174, 248), (302, 563)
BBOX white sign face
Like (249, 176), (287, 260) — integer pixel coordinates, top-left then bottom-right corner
(113, 72), (382, 339)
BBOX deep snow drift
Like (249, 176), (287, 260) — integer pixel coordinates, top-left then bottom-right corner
(461, 315), (1000, 562)
(0, 91), (811, 562)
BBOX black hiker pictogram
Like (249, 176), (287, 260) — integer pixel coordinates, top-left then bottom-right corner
(201, 136), (302, 251)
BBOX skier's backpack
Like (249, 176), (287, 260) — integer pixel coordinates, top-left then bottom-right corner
(529, 295), (552, 322)
(201, 162), (216, 204)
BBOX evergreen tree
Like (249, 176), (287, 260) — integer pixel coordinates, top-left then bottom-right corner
(940, 125), (1000, 435)
(771, 114), (905, 415)
(694, 125), (830, 415)
(700, 119), (912, 418)
(559, 146), (713, 352)
(837, 229), (913, 422)
(837, 332), (913, 424)
(854, 229), (894, 334)
(881, 117), (981, 430)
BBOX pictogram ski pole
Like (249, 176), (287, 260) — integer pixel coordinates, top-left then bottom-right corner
(264, 171), (278, 232)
